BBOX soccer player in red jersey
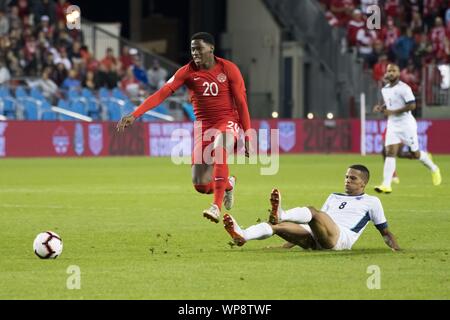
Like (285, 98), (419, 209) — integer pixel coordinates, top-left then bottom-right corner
(116, 32), (251, 224)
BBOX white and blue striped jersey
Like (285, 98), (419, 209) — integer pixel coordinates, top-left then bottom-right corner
(321, 193), (388, 240)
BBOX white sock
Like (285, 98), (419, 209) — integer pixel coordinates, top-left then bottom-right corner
(242, 222), (273, 241)
(382, 157), (396, 187)
(419, 151), (438, 172)
(280, 207), (312, 224)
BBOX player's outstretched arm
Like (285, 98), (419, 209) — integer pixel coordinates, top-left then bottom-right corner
(379, 228), (401, 252)
(117, 66), (188, 132)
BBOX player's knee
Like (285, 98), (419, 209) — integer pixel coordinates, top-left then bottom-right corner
(193, 183), (213, 194)
(411, 151), (420, 159)
(306, 206), (318, 217)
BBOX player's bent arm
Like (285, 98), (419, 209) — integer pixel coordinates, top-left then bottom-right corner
(226, 62), (251, 133)
(378, 227), (401, 251)
(384, 102), (416, 116)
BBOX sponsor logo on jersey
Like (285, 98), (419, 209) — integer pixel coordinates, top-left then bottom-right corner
(88, 124), (103, 156)
(217, 73), (227, 83)
(278, 121), (296, 152)
(53, 126), (70, 154)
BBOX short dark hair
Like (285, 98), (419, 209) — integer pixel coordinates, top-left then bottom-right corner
(191, 32), (215, 46)
(349, 164), (370, 183)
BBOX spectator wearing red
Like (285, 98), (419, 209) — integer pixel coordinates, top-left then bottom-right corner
(372, 54), (389, 83)
(56, 0), (71, 23)
(400, 61), (421, 94)
(356, 28), (378, 66)
(384, 0), (400, 20)
(430, 17), (448, 58)
(120, 66), (140, 97)
(101, 47), (119, 72)
(380, 17), (400, 51)
(330, 0), (355, 27)
(347, 9), (365, 47)
(17, 0), (29, 20)
(120, 46), (134, 74)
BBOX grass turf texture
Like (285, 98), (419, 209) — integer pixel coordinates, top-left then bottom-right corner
(0, 155), (449, 299)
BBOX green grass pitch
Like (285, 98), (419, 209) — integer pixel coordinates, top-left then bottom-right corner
(0, 155), (449, 299)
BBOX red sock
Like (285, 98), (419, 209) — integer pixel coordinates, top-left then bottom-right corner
(393, 171), (398, 178)
(213, 147), (228, 210)
(194, 182), (214, 194)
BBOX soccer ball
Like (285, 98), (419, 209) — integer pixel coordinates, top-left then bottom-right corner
(33, 231), (63, 259)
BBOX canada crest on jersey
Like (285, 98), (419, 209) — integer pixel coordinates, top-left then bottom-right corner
(217, 73), (227, 83)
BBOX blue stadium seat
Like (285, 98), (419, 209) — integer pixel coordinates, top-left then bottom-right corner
(41, 109), (57, 120)
(112, 88), (127, 100)
(99, 87), (110, 98)
(57, 99), (73, 121)
(71, 100), (87, 116)
(0, 86), (11, 97)
(67, 89), (80, 100)
(15, 86), (28, 98)
(182, 102), (196, 121)
(30, 87), (46, 101)
(1, 97), (16, 119)
(24, 100), (38, 120)
(81, 88), (95, 99)
(106, 101), (121, 121)
(123, 102), (135, 116)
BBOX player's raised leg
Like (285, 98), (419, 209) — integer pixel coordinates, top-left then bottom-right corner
(412, 150), (441, 185)
(223, 213), (317, 249)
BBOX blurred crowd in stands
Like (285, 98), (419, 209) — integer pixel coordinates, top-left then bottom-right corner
(0, 0), (170, 101)
(319, 0), (450, 98)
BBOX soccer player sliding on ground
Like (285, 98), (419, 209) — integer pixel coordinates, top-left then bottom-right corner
(117, 32), (251, 223)
(223, 165), (401, 252)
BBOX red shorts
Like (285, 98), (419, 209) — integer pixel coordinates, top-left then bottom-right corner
(192, 120), (241, 165)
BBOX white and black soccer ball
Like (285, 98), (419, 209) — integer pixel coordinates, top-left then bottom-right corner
(33, 231), (63, 259)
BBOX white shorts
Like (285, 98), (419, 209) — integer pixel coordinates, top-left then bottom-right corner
(385, 122), (419, 152)
(300, 224), (356, 251)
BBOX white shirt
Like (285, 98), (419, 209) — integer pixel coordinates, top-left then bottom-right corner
(381, 80), (416, 125)
(321, 193), (387, 240)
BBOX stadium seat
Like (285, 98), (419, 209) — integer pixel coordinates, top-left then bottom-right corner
(1, 97), (17, 119)
(57, 99), (73, 121)
(24, 100), (39, 120)
(30, 87), (46, 101)
(0, 86), (11, 97)
(67, 89), (80, 100)
(182, 102), (196, 121)
(112, 88), (127, 100)
(99, 87), (110, 98)
(106, 101), (122, 121)
(15, 86), (28, 98)
(81, 88), (95, 98)
(71, 100), (87, 116)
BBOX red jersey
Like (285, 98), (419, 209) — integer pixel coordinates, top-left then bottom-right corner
(132, 56), (251, 132)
